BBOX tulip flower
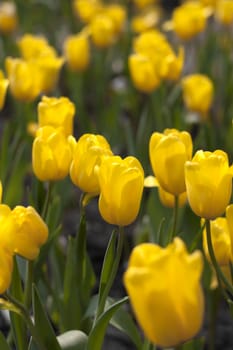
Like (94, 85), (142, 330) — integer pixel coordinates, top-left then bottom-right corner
(131, 7), (161, 33)
(203, 216), (233, 266)
(215, 0), (233, 25)
(182, 74), (214, 118)
(63, 32), (90, 72)
(124, 237), (204, 347)
(17, 33), (56, 60)
(0, 2), (18, 34)
(0, 70), (9, 110)
(32, 126), (72, 181)
(69, 133), (113, 194)
(105, 4), (126, 34)
(185, 150), (233, 219)
(98, 155), (144, 226)
(38, 96), (75, 136)
(73, 0), (102, 23)
(0, 246), (13, 294)
(90, 13), (116, 48)
(149, 128), (193, 195)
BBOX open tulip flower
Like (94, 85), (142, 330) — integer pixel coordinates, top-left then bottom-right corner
(185, 150), (233, 220)
(149, 128), (193, 196)
(98, 155), (144, 226)
(124, 237), (204, 348)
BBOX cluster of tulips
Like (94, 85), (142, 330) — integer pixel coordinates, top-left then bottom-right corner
(0, 0), (233, 350)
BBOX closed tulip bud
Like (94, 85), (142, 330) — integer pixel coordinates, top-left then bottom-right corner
(73, 0), (102, 23)
(10, 206), (48, 260)
(0, 246), (13, 293)
(182, 74), (214, 117)
(129, 53), (160, 93)
(0, 2), (18, 34)
(17, 34), (55, 60)
(98, 155), (144, 226)
(63, 32), (90, 72)
(0, 70), (9, 110)
(185, 150), (233, 219)
(149, 129), (193, 195)
(5, 57), (42, 102)
(90, 14), (116, 48)
(38, 96), (75, 136)
(70, 133), (113, 194)
(131, 7), (161, 33)
(36, 56), (64, 94)
(32, 126), (72, 181)
(203, 217), (233, 266)
(215, 0), (233, 25)
(124, 237), (204, 347)
(105, 4), (126, 34)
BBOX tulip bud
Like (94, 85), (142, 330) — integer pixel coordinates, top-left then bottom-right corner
(32, 126), (72, 181)
(38, 96), (75, 136)
(90, 14), (116, 48)
(0, 246), (13, 293)
(149, 128), (193, 195)
(215, 0), (233, 25)
(0, 2), (18, 34)
(0, 70), (8, 110)
(185, 150), (233, 219)
(63, 33), (90, 72)
(98, 155), (144, 226)
(124, 237), (204, 347)
(70, 133), (113, 194)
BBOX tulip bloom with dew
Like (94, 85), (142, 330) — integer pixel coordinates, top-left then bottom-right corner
(182, 74), (214, 118)
(98, 155), (144, 226)
(32, 126), (72, 182)
(149, 129), (193, 195)
(124, 237), (204, 347)
(38, 96), (75, 136)
(63, 32), (90, 72)
(0, 70), (9, 110)
(69, 133), (113, 194)
(215, 0), (233, 25)
(0, 2), (18, 34)
(203, 216), (233, 267)
(185, 150), (233, 220)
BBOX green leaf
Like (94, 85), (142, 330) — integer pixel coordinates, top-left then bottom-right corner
(57, 330), (88, 350)
(32, 284), (61, 350)
(182, 337), (205, 350)
(0, 332), (11, 350)
(87, 296), (128, 350)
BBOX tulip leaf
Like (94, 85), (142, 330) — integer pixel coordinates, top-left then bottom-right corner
(57, 330), (88, 350)
(0, 332), (11, 350)
(86, 296), (128, 350)
(32, 284), (61, 350)
(182, 337), (205, 350)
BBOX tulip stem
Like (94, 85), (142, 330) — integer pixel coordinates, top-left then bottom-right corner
(205, 219), (233, 297)
(24, 260), (34, 310)
(41, 181), (53, 220)
(167, 195), (179, 244)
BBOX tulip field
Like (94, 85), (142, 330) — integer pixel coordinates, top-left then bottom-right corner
(0, 0), (233, 349)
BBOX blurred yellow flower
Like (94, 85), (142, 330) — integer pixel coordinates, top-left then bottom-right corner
(32, 126), (72, 181)
(17, 34), (56, 60)
(215, 0), (233, 25)
(105, 4), (126, 34)
(131, 7), (161, 33)
(69, 133), (113, 194)
(182, 74), (214, 117)
(0, 246), (13, 294)
(98, 155), (144, 226)
(149, 129), (193, 195)
(203, 216), (233, 266)
(38, 96), (75, 136)
(36, 56), (64, 94)
(133, 0), (157, 10)
(63, 32), (90, 72)
(90, 13), (116, 48)
(167, 2), (209, 40)
(0, 2), (18, 34)
(73, 0), (102, 23)
(185, 150), (233, 219)
(5, 57), (42, 102)
(129, 53), (161, 93)
(0, 70), (9, 110)
(123, 237), (204, 347)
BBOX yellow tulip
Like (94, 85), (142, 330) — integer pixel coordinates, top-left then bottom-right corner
(133, 0), (157, 10)
(203, 216), (233, 266)
(73, 0), (102, 23)
(32, 126), (72, 181)
(131, 7), (161, 33)
(90, 13), (116, 48)
(185, 150), (233, 219)
(69, 133), (113, 194)
(215, 0), (233, 25)
(149, 129), (193, 195)
(0, 70), (9, 110)
(129, 53), (160, 93)
(182, 74), (214, 117)
(0, 2), (18, 34)
(105, 4), (126, 34)
(17, 34), (56, 60)
(0, 246), (13, 293)
(38, 96), (75, 136)
(10, 206), (48, 260)
(63, 32), (90, 72)
(123, 237), (204, 347)
(98, 155), (144, 226)
(158, 186), (187, 208)
(5, 57), (42, 102)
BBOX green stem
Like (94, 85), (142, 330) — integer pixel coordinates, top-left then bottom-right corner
(205, 219), (233, 297)
(142, 338), (156, 350)
(167, 195), (179, 244)
(4, 293), (46, 350)
(94, 226), (124, 322)
(24, 260), (34, 310)
(41, 181), (53, 220)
